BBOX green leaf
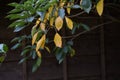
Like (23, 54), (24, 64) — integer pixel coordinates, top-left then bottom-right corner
(11, 37), (19, 43)
(19, 57), (28, 64)
(58, 8), (65, 19)
(54, 47), (67, 64)
(80, 23), (90, 31)
(21, 49), (30, 56)
(9, 20), (25, 28)
(72, 5), (80, 9)
(80, 0), (92, 13)
(30, 50), (36, 59)
(11, 43), (21, 50)
(0, 44), (8, 54)
(32, 57), (42, 72)
(14, 26), (25, 32)
(67, 40), (73, 46)
(0, 56), (5, 63)
(8, 2), (19, 7)
(8, 9), (22, 14)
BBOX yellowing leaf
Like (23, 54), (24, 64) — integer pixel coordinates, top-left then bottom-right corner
(54, 33), (62, 48)
(48, 6), (53, 13)
(37, 51), (42, 58)
(36, 18), (41, 25)
(36, 34), (46, 51)
(65, 16), (73, 30)
(54, 10), (58, 17)
(55, 16), (63, 31)
(67, 3), (71, 14)
(45, 46), (51, 53)
(50, 17), (54, 27)
(45, 12), (49, 20)
(59, 2), (65, 8)
(96, 0), (104, 16)
(40, 23), (45, 31)
(32, 32), (38, 45)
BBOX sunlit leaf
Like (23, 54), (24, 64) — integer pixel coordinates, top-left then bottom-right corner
(45, 46), (51, 53)
(55, 16), (63, 31)
(31, 24), (37, 37)
(50, 17), (54, 27)
(40, 23), (45, 31)
(36, 34), (46, 51)
(36, 18), (41, 25)
(65, 16), (73, 30)
(67, 3), (71, 14)
(32, 32), (38, 45)
(36, 51), (42, 58)
(96, 0), (104, 16)
(54, 33), (62, 48)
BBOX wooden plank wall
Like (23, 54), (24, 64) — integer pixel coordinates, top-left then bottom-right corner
(0, 0), (120, 80)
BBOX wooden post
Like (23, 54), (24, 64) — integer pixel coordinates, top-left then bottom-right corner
(100, 19), (106, 80)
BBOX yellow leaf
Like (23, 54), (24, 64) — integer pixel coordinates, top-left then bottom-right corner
(45, 46), (51, 53)
(59, 2), (65, 8)
(36, 34), (46, 51)
(45, 12), (49, 20)
(40, 23), (45, 31)
(54, 33), (62, 48)
(67, 3), (71, 14)
(36, 51), (42, 58)
(36, 18), (41, 25)
(54, 10), (58, 17)
(50, 17), (54, 27)
(55, 16), (63, 31)
(96, 0), (104, 16)
(32, 32), (38, 45)
(65, 16), (73, 30)
(48, 6), (53, 13)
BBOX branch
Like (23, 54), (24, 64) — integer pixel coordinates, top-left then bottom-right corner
(67, 11), (85, 18)
(62, 21), (114, 40)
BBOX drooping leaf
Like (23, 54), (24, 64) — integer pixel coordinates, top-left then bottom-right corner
(36, 51), (42, 58)
(21, 49), (30, 56)
(67, 3), (71, 14)
(65, 16), (73, 30)
(14, 26), (25, 32)
(80, 23), (90, 31)
(96, 0), (104, 16)
(80, 0), (92, 13)
(72, 5), (80, 9)
(58, 8), (65, 19)
(50, 17), (54, 27)
(40, 23), (45, 31)
(32, 57), (41, 72)
(19, 57), (28, 64)
(11, 43), (21, 50)
(32, 32), (38, 45)
(45, 46), (51, 53)
(36, 34), (46, 51)
(31, 24), (37, 37)
(55, 16), (63, 31)
(54, 33), (62, 48)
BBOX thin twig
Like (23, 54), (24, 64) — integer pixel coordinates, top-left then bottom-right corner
(67, 11), (85, 18)
(62, 21), (114, 40)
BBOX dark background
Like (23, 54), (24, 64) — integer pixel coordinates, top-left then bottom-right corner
(0, 0), (120, 80)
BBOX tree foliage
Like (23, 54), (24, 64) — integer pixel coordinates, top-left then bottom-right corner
(6, 0), (119, 72)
